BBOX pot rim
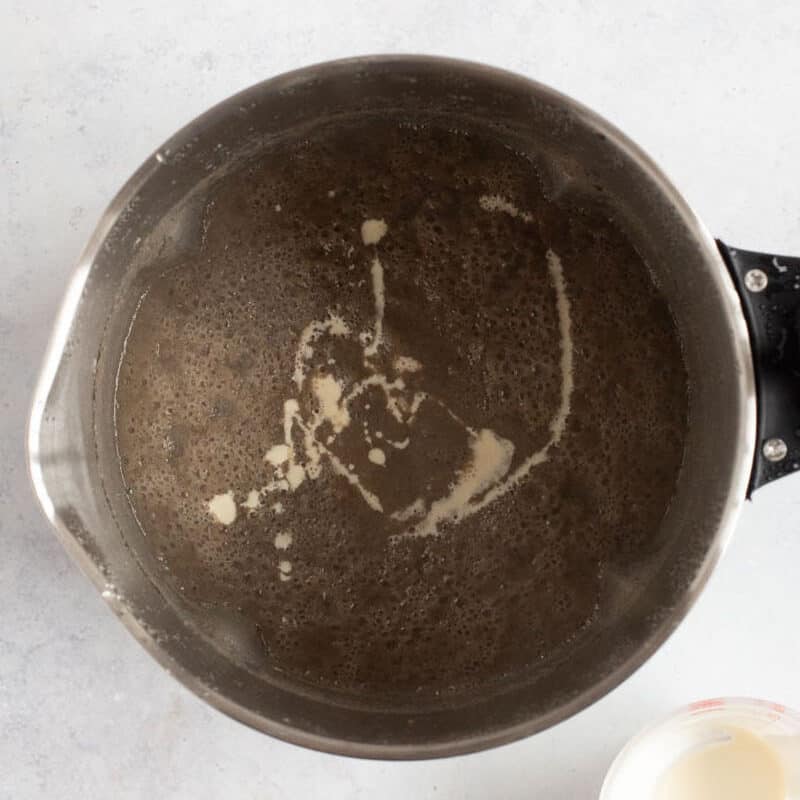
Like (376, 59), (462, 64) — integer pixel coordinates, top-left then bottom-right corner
(27, 54), (756, 759)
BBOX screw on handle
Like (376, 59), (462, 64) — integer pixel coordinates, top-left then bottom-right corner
(718, 241), (800, 495)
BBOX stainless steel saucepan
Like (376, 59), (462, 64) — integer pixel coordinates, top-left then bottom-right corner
(28, 56), (800, 758)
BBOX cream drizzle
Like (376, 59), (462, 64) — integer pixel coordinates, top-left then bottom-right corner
(215, 201), (574, 546)
(478, 194), (533, 222)
(390, 204), (574, 539)
(363, 257), (385, 360)
(207, 491), (237, 525)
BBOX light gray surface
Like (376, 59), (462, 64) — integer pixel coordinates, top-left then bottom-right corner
(2, 2), (799, 797)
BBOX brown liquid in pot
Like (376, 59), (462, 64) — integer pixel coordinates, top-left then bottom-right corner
(115, 120), (688, 700)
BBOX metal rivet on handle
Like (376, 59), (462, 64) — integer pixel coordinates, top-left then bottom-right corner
(763, 437), (788, 462)
(744, 269), (768, 292)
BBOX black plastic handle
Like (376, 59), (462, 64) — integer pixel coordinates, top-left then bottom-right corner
(718, 240), (800, 495)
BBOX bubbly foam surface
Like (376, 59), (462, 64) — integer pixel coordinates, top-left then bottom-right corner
(114, 120), (688, 699)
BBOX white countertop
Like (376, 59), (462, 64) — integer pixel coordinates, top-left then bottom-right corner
(3, 2), (800, 797)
